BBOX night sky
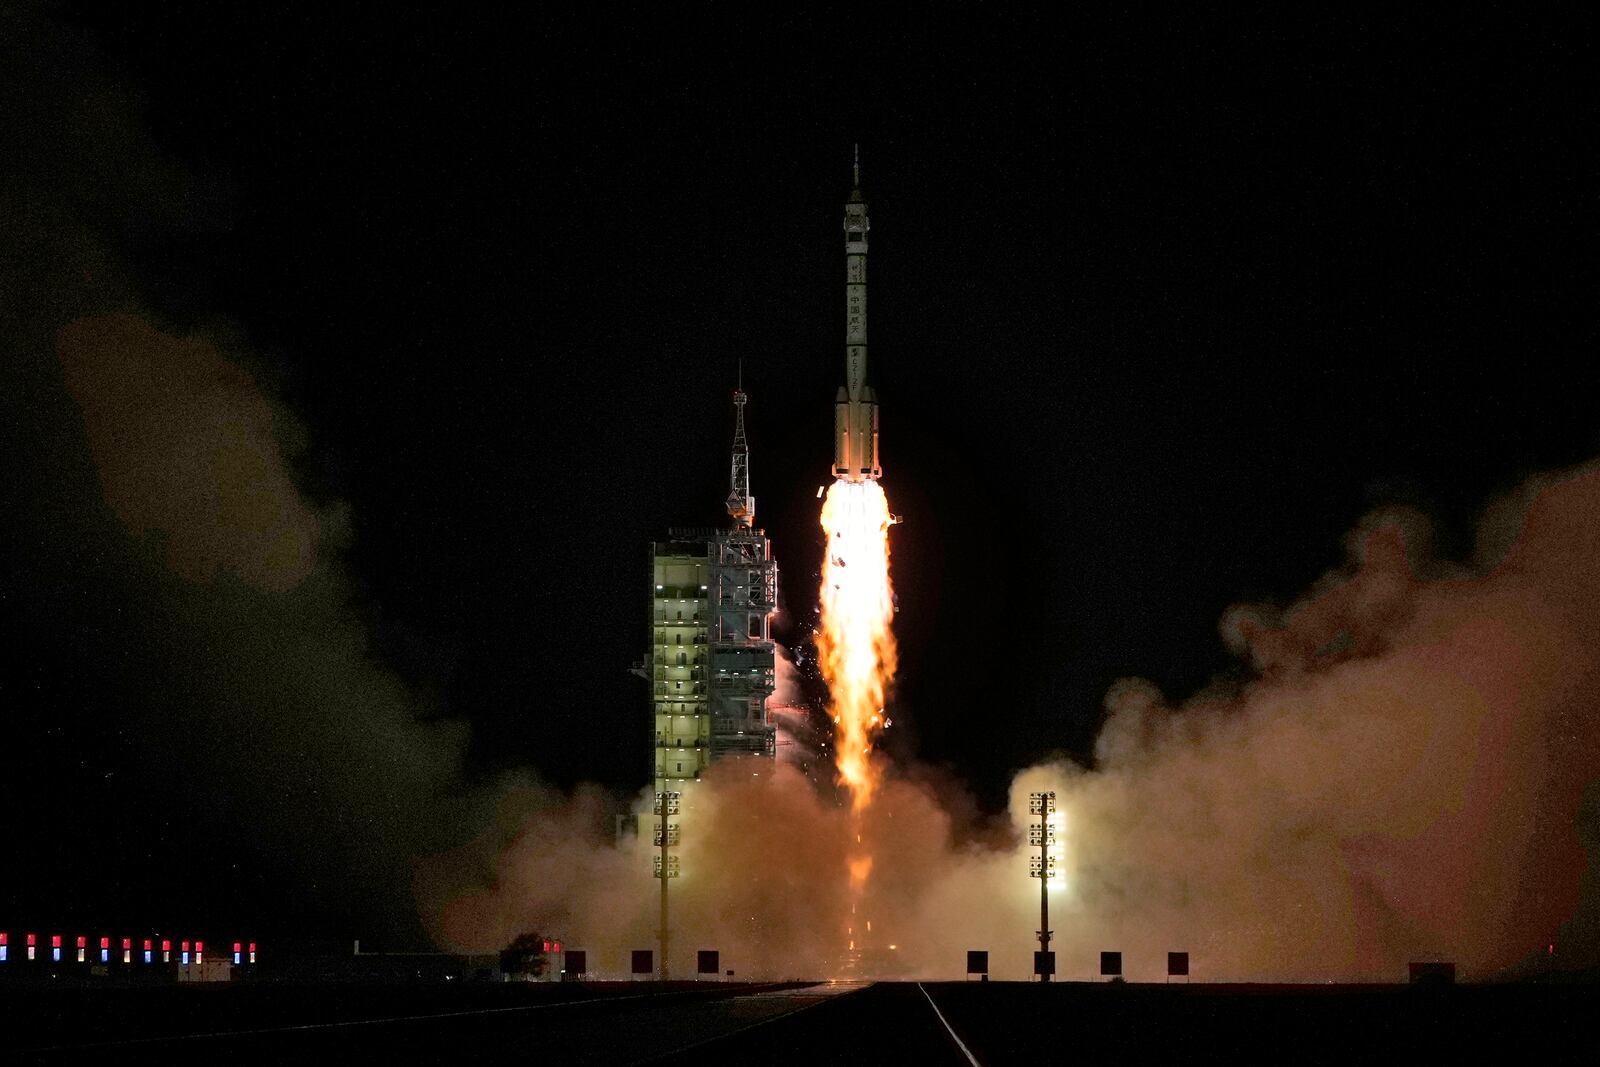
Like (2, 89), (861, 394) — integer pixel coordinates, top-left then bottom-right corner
(3, 5), (1594, 943)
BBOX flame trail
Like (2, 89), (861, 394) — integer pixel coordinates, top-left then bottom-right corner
(817, 479), (898, 812)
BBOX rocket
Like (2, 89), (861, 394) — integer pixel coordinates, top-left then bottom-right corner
(834, 145), (881, 483)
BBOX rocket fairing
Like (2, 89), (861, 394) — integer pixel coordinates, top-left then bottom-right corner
(834, 147), (881, 483)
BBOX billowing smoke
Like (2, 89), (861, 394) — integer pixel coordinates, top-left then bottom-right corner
(427, 464), (1600, 982)
(51, 312), (480, 934)
(2, 8), (481, 939)
(769, 642), (829, 773)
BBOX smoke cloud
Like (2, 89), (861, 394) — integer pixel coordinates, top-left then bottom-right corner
(427, 464), (1600, 982)
(55, 313), (320, 593)
(1, 5), (481, 938)
(769, 641), (832, 776)
(36, 298), (478, 941)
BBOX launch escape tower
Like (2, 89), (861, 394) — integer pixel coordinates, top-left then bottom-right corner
(645, 382), (779, 808)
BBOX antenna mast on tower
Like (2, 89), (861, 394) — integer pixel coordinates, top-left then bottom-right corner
(726, 365), (754, 528)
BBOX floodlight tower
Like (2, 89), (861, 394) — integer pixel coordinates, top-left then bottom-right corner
(654, 790), (681, 979)
(1028, 791), (1058, 981)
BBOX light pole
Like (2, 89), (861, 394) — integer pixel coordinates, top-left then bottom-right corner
(1028, 791), (1057, 981)
(653, 791), (680, 980)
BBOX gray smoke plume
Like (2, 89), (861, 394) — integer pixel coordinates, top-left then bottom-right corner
(2, 5), (481, 939)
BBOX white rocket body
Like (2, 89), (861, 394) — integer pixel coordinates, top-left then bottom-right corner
(833, 168), (881, 483)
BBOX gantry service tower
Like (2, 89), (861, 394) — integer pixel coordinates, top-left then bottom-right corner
(645, 383), (778, 807)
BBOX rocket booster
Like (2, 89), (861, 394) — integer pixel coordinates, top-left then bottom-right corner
(834, 148), (881, 482)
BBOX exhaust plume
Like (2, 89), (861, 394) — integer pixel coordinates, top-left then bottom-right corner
(817, 479), (899, 812)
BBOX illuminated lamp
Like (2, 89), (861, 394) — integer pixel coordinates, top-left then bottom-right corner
(1, 931), (7, 963)
(162, 939), (171, 963)
(100, 936), (109, 964)
(554, 940), (562, 954)
(233, 942), (241, 965)
(196, 940), (204, 964)
(249, 942), (257, 964)
(28, 933), (37, 961)
(76, 935), (85, 963)
(181, 940), (190, 965)
(52, 934), (62, 962)
(122, 937), (131, 964)
(144, 939), (152, 964)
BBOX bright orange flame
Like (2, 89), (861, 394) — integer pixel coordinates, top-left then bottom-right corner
(817, 479), (898, 812)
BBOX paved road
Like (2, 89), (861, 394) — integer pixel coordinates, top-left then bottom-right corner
(647, 982), (975, 1066)
(648, 980), (1600, 1064)
(20, 981), (924, 1065)
(21, 979), (1599, 1063)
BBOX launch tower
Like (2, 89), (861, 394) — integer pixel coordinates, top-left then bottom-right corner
(645, 384), (778, 805)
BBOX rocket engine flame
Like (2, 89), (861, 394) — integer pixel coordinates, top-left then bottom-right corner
(817, 479), (898, 812)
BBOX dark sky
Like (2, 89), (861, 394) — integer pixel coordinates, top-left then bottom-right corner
(3, 4), (1594, 941)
